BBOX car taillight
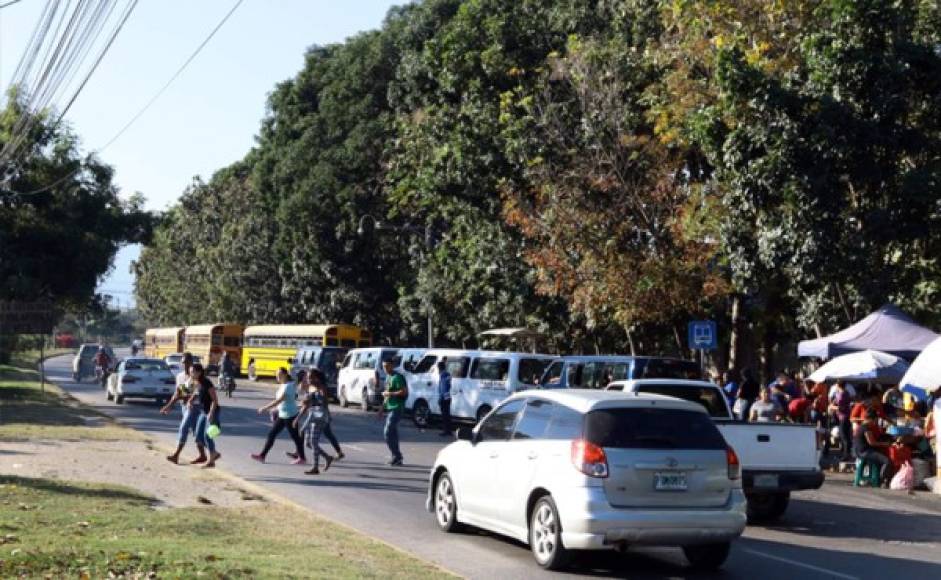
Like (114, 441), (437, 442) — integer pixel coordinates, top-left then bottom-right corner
(122, 376), (138, 384)
(571, 439), (608, 478)
(726, 446), (741, 480)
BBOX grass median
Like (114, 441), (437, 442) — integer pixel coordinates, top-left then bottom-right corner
(0, 360), (455, 579)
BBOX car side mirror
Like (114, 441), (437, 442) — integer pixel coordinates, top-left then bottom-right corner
(456, 426), (475, 443)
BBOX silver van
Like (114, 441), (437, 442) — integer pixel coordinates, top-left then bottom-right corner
(289, 346), (348, 400)
(540, 355), (702, 390)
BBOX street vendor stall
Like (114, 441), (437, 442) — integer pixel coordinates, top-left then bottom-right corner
(798, 304), (938, 360)
(808, 349), (910, 384)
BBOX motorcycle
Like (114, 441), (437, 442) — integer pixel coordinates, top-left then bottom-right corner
(220, 374), (236, 398)
(96, 364), (111, 390)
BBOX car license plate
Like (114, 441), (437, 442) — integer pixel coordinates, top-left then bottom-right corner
(654, 472), (688, 491)
(754, 474), (779, 488)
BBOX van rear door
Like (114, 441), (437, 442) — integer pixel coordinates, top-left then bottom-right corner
(586, 406), (732, 508)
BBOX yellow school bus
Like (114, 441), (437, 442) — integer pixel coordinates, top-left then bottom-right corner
(183, 324), (244, 373)
(144, 327), (185, 359)
(241, 324), (371, 379)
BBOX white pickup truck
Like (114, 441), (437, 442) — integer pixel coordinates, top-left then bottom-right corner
(607, 379), (824, 522)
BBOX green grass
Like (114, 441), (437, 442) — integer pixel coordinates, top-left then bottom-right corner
(0, 364), (136, 441)
(0, 476), (453, 579)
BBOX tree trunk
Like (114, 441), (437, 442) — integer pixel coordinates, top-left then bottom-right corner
(624, 326), (636, 356)
(728, 294), (745, 376)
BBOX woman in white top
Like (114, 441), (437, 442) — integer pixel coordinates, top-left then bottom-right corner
(251, 367), (306, 464)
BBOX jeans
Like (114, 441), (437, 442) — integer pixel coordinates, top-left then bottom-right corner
(384, 407), (403, 461)
(439, 398), (452, 434)
(838, 417), (852, 458)
(856, 449), (890, 482)
(260, 415), (305, 460)
(322, 422), (341, 455)
(177, 406), (200, 444)
(306, 421), (331, 469)
(194, 412), (216, 454)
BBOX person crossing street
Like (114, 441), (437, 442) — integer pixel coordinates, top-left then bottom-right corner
(381, 359), (407, 465)
(437, 359), (452, 436)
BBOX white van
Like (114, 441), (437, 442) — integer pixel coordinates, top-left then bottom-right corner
(406, 349), (558, 427)
(337, 347), (426, 411)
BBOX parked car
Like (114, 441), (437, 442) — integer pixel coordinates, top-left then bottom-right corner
(406, 349), (558, 427)
(71, 343), (115, 382)
(164, 353), (201, 376)
(606, 378), (824, 522)
(539, 355), (702, 389)
(289, 346), (348, 400)
(106, 357), (176, 405)
(337, 347), (411, 410)
(427, 390), (747, 570)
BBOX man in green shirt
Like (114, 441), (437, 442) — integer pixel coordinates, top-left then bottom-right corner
(381, 359), (408, 465)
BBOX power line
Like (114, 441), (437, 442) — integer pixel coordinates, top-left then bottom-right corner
(0, 0), (30, 10)
(3, 0), (247, 198)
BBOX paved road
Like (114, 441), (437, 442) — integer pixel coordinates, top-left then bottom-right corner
(46, 354), (941, 579)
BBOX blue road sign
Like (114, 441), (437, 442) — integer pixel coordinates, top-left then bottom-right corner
(688, 320), (717, 351)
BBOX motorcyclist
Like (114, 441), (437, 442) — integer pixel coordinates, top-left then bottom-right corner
(219, 352), (237, 396)
(94, 346), (112, 372)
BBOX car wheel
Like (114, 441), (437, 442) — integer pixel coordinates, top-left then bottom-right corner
(476, 405), (492, 424)
(339, 386), (349, 408)
(683, 542), (731, 571)
(413, 400), (430, 429)
(746, 491), (789, 523)
(434, 471), (462, 533)
(361, 389), (370, 412)
(530, 496), (569, 570)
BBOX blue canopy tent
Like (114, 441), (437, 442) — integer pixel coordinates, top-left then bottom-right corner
(797, 304), (938, 361)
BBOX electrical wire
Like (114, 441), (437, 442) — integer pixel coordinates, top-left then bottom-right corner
(3, 0), (247, 198)
(0, 0), (29, 10)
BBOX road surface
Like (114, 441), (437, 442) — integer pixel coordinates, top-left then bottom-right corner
(45, 354), (941, 579)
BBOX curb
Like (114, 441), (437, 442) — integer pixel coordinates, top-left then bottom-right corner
(44, 365), (461, 579)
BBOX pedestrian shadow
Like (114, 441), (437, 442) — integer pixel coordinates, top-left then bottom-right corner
(247, 475), (425, 495)
(764, 497), (941, 544)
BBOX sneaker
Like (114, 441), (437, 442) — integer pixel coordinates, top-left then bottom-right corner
(286, 452), (299, 460)
(336, 451), (345, 460)
(323, 456), (334, 472)
(387, 458), (398, 465)
(290, 457), (306, 465)
(250, 453), (265, 463)
(305, 468), (320, 475)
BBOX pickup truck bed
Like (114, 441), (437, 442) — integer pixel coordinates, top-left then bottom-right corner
(609, 379), (824, 522)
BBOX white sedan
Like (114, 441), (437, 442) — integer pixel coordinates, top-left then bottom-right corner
(107, 358), (176, 405)
(164, 353), (201, 376)
(427, 390), (747, 571)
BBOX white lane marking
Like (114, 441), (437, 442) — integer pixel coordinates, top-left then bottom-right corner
(741, 548), (859, 580)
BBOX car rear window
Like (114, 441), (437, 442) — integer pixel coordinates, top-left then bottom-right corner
(632, 359), (702, 380)
(633, 385), (729, 418)
(125, 360), (170, 372)
(585, 408), (726, 450)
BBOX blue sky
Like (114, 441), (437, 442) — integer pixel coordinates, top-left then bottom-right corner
(1, 0), (402, 308)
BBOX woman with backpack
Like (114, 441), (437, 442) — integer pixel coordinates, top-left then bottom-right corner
(295, 368), (335, 474)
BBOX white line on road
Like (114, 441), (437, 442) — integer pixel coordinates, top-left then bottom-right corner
(741, 548), (859, 580)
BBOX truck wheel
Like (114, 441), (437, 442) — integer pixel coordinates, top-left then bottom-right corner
(413, 400), (430, 428)
(683, 542), (731, 571)
(746, 491), (789, 523)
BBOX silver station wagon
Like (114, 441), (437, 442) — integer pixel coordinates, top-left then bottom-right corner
(427, 390), (747, 571)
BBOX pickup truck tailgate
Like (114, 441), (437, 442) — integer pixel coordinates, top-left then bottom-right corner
(716, 422), (819, 472)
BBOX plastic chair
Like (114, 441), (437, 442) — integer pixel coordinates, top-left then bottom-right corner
(852, 457), (881, 487)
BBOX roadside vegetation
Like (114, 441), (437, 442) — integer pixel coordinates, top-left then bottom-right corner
(0, 361), (454, 579)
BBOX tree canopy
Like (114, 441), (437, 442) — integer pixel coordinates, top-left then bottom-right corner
(135, 0), (941, 373)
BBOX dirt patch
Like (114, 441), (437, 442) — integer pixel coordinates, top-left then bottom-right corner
(0, 438), (265, 509)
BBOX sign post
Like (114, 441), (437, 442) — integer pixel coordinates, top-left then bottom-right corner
(688, 320), (718, 374)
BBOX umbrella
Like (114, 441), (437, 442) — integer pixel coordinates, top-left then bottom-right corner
(900, 337), (941, 401)
(808, 349), (910, 384)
